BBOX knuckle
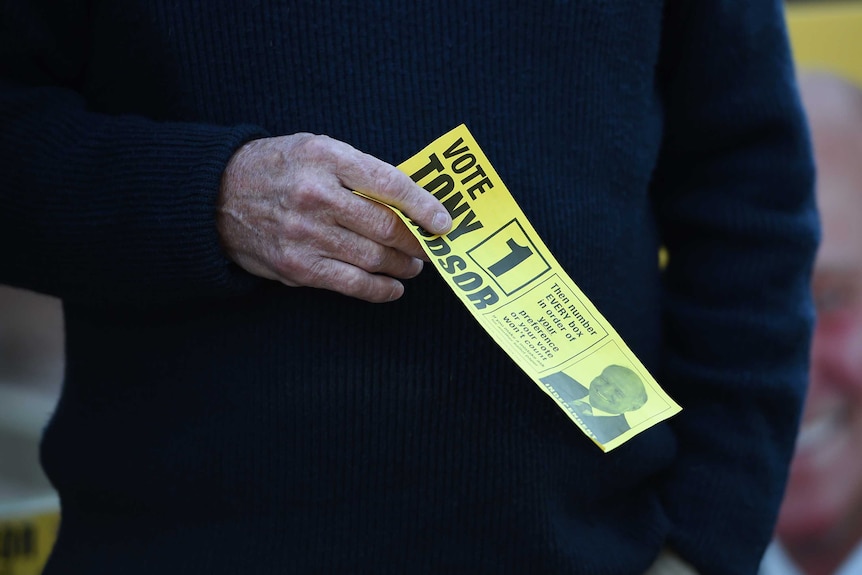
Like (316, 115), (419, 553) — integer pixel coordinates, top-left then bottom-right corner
(298, 134), (335, 162)
(374, 212), (402, 243)
(263, 144), (289, 172)
(369, 163), (408, 200)
(271, 254), (300, 283)
(270, 242), (323, 286)
(289, 178), (328, 210)
(342, 271), (371, 295)
(346, 273), (393, 303)
(361, 248), (389, 272)
(325, 264), (375, 300)
(298, 257), (330, 286)
(268, 134), (313, 170)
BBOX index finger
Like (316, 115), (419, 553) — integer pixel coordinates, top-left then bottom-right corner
(336, 146), (452, 236)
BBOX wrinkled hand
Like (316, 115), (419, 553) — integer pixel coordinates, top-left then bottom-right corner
(217, 134), (452, 303)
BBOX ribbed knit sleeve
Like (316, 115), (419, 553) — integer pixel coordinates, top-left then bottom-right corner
(652, 2), (818, 573)
(0, 3), (268, 308)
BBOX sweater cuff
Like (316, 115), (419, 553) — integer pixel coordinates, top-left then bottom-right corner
(2, 97), (271, 307)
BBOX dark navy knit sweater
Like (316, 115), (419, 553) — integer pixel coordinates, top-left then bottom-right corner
(0, 1), (818, 574)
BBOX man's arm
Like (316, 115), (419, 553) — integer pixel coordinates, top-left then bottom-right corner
(652, 2), (818, 574)
(0, 1), (451, 310)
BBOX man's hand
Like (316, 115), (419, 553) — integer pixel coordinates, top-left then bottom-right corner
(217, 134), (452, 303)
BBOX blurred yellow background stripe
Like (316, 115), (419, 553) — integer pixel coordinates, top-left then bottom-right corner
(786, 1), (862, 85)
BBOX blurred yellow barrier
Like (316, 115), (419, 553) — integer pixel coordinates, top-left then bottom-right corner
(0, 497), (59, 575)
(787, 1), (862, 85)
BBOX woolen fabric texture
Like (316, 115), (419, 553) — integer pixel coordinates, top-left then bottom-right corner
(0, 1), (818, 574)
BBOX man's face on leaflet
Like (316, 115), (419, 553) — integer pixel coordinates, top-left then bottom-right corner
(777, 103), (862, 552)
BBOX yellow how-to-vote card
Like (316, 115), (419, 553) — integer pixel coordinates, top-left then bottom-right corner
(370, 125), (681, 451)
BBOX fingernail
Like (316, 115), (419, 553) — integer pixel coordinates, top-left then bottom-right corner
(387, 282), (405, 302)
(410, 258), (424, 277)
(431, 211), (452, 235)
